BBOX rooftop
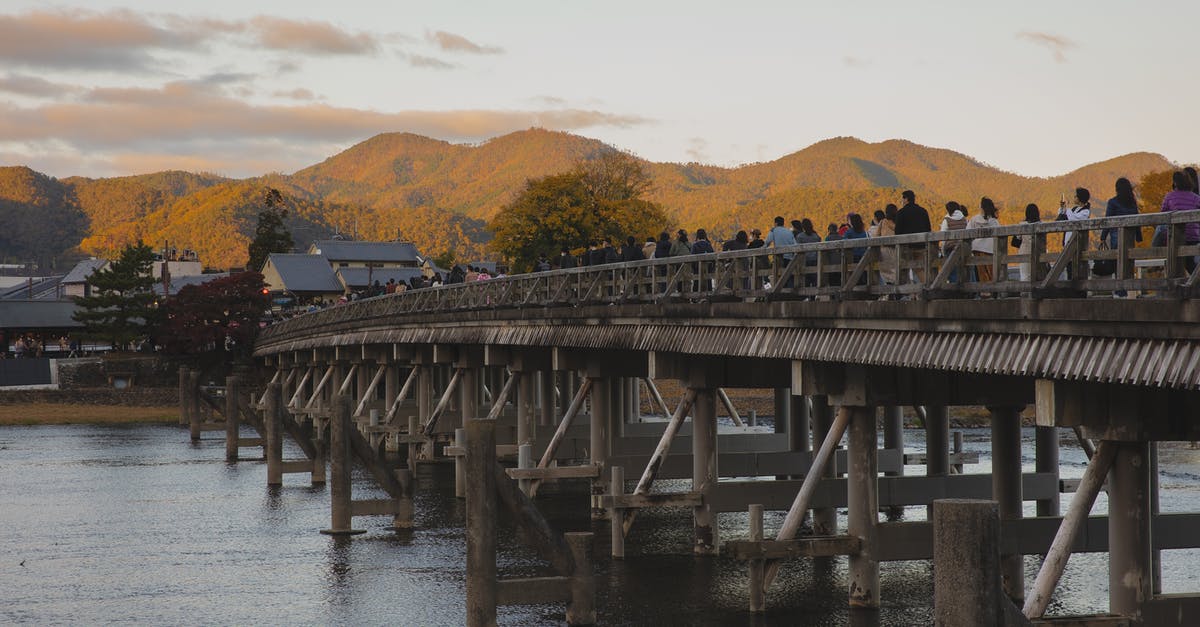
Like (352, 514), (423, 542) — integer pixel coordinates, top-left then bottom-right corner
(307, 240), (420, 263)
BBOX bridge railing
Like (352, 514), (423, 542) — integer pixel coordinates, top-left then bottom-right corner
(265, 211), (1200, 336)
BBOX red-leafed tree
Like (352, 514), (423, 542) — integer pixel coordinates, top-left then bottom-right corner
(157, 272), (269, 367)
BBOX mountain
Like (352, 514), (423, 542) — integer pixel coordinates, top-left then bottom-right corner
(0, 130), (1180, 270)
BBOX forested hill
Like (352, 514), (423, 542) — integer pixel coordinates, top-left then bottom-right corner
(0, 129), (1178, 270)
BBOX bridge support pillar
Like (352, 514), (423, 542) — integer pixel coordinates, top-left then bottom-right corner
(989, 404), (1025, 603)
(225, 375), (240, 461)
(265, 381), (283, 486)
(693, 386), (719, 554)
(383, 364), (400, 453)
(1109, 440), (1152, 620)
(589, 377), (611, 520)
(188, 369), (201, 442)
(773, 388), (791, 434)
(517, 370), (535, 446)
(810, 395), (837, 535)
(459, 367), (479, 431)
(1035, 426), (1060, 517)
(882, 406), (904, 517)
(538, 370), (555, 427)
(925, 405), (949, 518)
(417, 365), (433, 461)
(847, 404), (879, 608)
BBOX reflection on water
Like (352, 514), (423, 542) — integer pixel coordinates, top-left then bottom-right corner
(1, 425), (1198, 624)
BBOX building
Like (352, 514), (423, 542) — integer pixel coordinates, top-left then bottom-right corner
(259, 254), (344, 301)
(60, 259), (109, 298)
(306, 240), (421, 269)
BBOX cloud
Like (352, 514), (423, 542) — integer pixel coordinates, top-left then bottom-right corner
(1017, 31), (1075, 62)
(0, 9), (205, 71)
(842, 56), (868, 68)
(248, 16), (380, 55)
(408, 55), (457, 70)
(0, 81), (652, 176)
(426, 30), (503, 54)
(0, 74), (81, 98)
(272, 88), (319, 100)
(686, 137), (709, 163)
(530, 95), (568, 106)
(0, 9), (387, 71)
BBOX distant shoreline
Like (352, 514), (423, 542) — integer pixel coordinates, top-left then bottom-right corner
(0, 403), (178, 426)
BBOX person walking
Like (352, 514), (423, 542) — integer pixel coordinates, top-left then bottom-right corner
(967, 197), (1001, 289)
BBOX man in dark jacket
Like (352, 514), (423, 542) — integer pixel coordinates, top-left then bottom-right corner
(621, 236), (644, 263)
(894, 189), (932, 235)
(894, 190), (932, 284)
(600, 237), (619, 265)
(558, 247), (577, 269)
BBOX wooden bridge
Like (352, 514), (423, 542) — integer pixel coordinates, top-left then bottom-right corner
(239, 211), (1200, 625)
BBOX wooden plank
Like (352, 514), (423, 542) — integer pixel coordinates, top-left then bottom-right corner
(506, 465), (600, 480)
(903, 452), (980, 465)
(236, 437), (264, 447)
(1031, 616), (1130, 627)
(351, 498), (400, 517)
(598, 491), (702, 509)
(1144, 593), (1200, 626)
(279, 460), (313, 474)
(726, 536), (862, 560)
(496, 576), (570, 605)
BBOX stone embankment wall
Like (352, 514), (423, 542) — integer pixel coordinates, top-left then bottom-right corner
(0, 387), (177, 406)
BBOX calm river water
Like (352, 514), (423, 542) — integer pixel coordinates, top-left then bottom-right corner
(3, 422), (1200, 625)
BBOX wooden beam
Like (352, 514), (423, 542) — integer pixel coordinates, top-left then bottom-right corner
(622, 389), (697, 535)
(726, 536), (863, 560)
(506, 465), (601, 480)
(529, 377), (593, 498)
(421, 368), (462, 436)
(382, 367), (419, 424)
(352, 363), (387, 417)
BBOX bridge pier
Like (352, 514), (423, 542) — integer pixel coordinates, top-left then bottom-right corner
(1109, 440), (1152, 620)
(847, 404), (879, 608)
(989, 404), (1024, 603)
(589, 377), (612, 520)
(1034, 425), (1060, 517)
(539, 370), (555, 427)
(925, 405), (949, 518)
(692, 387), (718, 554)
(810, 395), (837, 535)
(882, 405), (904, 518)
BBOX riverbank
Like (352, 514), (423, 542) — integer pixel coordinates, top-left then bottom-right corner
(0, 388), (179, 425)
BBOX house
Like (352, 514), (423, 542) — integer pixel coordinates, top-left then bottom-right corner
(306, 240), (421, 269)
(336, 267), (426, 293)
(60, 259), (108, 298)
(259, 254), (344, 300)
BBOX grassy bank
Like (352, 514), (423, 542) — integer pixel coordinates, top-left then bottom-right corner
(0, 404), (179, 426)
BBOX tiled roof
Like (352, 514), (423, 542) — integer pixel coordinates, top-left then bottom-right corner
(308, 240), (420, 263)
(265, 254), (343, 293)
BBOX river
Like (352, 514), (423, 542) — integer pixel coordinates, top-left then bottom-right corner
(3, 423), (1200, 625)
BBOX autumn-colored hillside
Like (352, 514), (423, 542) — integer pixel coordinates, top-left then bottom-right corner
(0, 129), (1182, 270)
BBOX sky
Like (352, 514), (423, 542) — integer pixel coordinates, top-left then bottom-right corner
(1, 0), (1197, 179)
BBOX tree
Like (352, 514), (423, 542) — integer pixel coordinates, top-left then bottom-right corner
(72, 241), (158, 350)
(489, 156), (668, 271)
(157, 272), (270, 368)
(246, 187), (294, 271)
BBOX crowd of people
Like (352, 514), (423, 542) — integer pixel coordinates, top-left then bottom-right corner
(2, 334), (79, 359)
(527, 168), (1200, 290)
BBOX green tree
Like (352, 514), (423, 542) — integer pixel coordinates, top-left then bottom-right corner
(246, 188), (294, 271)
(489, 156), (668, 271)
(72, 241), (158, 350)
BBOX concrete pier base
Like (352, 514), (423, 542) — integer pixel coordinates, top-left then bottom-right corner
(933, 499), (1009, 626)
(321, 394), (365, 536)
(1109, 441), (1152, 620)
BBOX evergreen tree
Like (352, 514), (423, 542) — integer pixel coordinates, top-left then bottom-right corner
(246, 188), (294, 271)
(72, 241), (158, 350)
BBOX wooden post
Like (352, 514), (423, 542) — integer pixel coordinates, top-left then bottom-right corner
(990, 405), (1024, 602)
(622, 389), (697, 534)
(590, 377), (611, 520)
(517, 369), (535, 446)
(459, 367), (479, 432)
(383, 365), (399, 453)
(926, 405), (949, 518)
(610, 465), (625, 558)
(717, 387), (744, 427)
(188, 369), (201, 442)
(810, 395), (837, 535)
(847, 405), (878, 608)
(538, 370), (555, 427)
(407, 414), (419, 472)
(749, 503), (765, 613)
(265, 381), (283, 486)
(395, 468), (414, 529)
(224, 375), (240, 460)
(773, 388), (790, 434)
(952, 431), (964, 474)
(565, 532), (596, 626)
(1035, 427), (1060, 517)
(882, 405), (904, 518)
(693, 387), (718, 554)
(455, 427), (467, 499)
(465, 417), (498, 627)
(518, 443), (533, 497)
(321, 394), (364, 536)
(530, 379), (594, 499)
(1109, 441), (1152, 619)
(178, 367), (189, 426)
(1024, 440), (1117, 619)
